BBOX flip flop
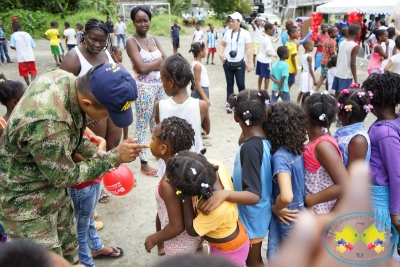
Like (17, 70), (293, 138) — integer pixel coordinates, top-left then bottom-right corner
(93, 211), (99, 219)
(98, 194), (110, 203)
(141, 169), (158, 177)
(93, 246), (124, 259)
(203, 141), (212, 146)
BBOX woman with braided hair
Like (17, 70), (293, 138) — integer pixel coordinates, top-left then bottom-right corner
(61, 18), (120, 204)
(165, 150), (250, 266)
(334, 86), (371, 169)
(302, 92), (348, 215)
(362, 72), (400, 247)
(126, 6), (168, 177)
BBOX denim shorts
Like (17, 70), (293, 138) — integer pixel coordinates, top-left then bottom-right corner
(191, 87), (209, 99)
(288, 73), (295, 85)
(256, 62), (271, 78)
(332, 77), (353, 93)
(271, 91), (291, 103)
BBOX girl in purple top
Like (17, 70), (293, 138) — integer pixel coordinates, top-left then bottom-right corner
(362, 72), (400, 245)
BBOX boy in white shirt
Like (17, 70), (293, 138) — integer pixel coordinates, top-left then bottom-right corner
(384, 36), (400, 74)
(193, 25), (203, 42)
(251, 18), (263, 68)
(9, 21), (36, 86)
(63, 22), (77, 51)
(256, 23), (276, 91)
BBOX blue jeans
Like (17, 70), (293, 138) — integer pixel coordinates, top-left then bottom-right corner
(191, 86), (209, 99)
(0, 40), (11, 63)
(117, 34), (126, 49)
(70, 182), (103, 267)
(267, 201), (304, 261)
(223, 61), (246, 101)
(271, 91), (291, 103)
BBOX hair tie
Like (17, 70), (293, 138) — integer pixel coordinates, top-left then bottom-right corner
(363, 104), (373, 114)
(265, 100), (271, 106)
(0, 78), (5, 83)
(350, 83), (360, 88)
(367, 91), (374, 99)
(322, 127), (328, 133)
(201, 183), (209, 188)
(190, 168), (197, 175)
(357, 92), (366, 98)
(341, 89), (350, 95)
(225, 102), (232, 113)
(337, 103), (344, 109)
(243, 111), (251, 126)
(345, 105), (352, 112)
(319, 113), (326, 121)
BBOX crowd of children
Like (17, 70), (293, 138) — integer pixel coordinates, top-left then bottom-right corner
(2, 12), (400, 267)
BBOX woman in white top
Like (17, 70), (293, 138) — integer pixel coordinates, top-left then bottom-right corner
(126, 6), (168, 177)
(381, 27), (397, 71)
(219, 12), (253, 102)
(189, 42), (210, 106)
(61, 19), (122, 153)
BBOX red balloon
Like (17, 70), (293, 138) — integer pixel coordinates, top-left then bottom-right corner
(103, 164), (135, 196)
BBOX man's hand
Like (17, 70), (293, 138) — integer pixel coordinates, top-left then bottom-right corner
(116, 138), (148, 163)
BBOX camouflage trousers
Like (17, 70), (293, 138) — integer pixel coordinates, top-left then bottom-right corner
(2, 197), (79, 264)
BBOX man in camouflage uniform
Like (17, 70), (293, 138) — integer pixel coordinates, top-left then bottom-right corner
(0, 63), (145, 263)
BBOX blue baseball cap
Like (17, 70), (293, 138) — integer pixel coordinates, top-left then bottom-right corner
(89, 63), (137, 128)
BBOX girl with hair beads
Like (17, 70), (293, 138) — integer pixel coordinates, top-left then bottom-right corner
(145, 117), (202, 256)
(264, 101), (307, 260)
(189, 42), (211, 106)
(302, 92), (348, 214)
(155, 54), (210, 154)
(0, 76), (26, 136)
(334, 86), (371, 169)
(200, 89), (272, 267)
(362, 72), (400, 245)
(166, 151), (250, 266)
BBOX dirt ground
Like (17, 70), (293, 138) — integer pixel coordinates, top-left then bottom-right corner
(0, 25), (375, 267)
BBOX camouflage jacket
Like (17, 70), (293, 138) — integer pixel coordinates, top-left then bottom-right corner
(0, 70), (122, 221)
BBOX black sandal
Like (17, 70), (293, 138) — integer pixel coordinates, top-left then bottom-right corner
(93, 247), (124, 259)
(98, 194), (110, 203)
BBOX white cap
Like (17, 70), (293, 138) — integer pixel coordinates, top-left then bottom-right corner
(228, 12), (243, 22)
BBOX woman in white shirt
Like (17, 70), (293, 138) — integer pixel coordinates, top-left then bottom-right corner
(219, 12), (253, 103)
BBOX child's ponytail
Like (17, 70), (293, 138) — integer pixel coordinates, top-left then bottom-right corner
(338, 87), (372, 123)
(320, 94), (329, 133)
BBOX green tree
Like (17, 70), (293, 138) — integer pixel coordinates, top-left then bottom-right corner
(208, 0), (252, 17)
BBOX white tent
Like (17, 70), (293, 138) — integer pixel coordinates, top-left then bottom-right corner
(316, 0), (398, 14)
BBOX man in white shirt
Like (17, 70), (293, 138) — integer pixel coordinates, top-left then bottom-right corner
(182, 12), (190, 26)
(251, 17), (263, 68)
(196, 13), (204, 26)
(9, 21), (36, 85)
(114, 16), (126, 49)
(193, 25), (204, 42)
(256, 23), (276, 91)
(63, 21), (77, 51)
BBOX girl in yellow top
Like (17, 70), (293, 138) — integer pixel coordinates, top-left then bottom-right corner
(0, 75), (26, 136)
(166, 151), (250, 266)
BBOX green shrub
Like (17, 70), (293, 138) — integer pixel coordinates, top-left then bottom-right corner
(0, 10), (224, 39)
